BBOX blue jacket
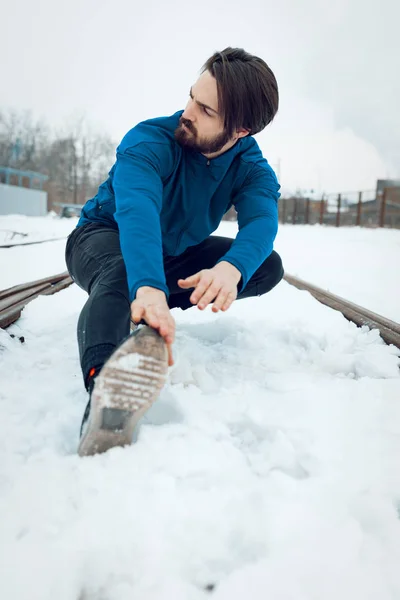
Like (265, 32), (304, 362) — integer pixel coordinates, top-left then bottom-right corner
(77, 110), (280, 302)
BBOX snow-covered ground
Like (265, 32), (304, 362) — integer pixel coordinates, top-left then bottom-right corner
(220, 221), (400, 322)
(276, 224), (400, 323)
(0, 214), (75, 289)
(0, 214), (67, 247)
(1, 214), (400, 600)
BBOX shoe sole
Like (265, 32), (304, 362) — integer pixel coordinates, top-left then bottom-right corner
(78, 326), (168, 457)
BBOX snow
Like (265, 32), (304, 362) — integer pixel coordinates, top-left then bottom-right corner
(217, 221), (400, 322)
(0, 214), (400, 599)
(0, 214), (76, 289)
(115, 353), (162, 372)
(277, 225), (400, 323)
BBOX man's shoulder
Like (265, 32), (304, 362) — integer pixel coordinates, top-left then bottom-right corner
(236, 136), (278, 186)
(118, 111), (183, 154)
(238, 136), (270, 168)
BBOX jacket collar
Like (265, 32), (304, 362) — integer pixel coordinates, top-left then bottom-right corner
(185, 138), (243, 167)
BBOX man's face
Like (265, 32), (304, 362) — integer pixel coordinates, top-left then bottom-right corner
(174, 70), (231, 155)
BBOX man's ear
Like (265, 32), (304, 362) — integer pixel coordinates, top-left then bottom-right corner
(236, 128), (250, 140)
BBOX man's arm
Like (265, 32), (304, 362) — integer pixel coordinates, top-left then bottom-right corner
(216, 164), (280, 292)
(113, 141), (175, 364)
(177, 164), (279, 313)
(113, 142), (170, 302)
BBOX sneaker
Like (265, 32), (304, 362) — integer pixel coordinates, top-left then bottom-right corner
(78, 326), (168, 457)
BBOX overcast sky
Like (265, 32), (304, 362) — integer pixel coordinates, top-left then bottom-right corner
(2, 0), (399, 195)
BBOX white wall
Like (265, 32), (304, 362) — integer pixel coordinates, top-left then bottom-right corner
(0, 183), (47, 216)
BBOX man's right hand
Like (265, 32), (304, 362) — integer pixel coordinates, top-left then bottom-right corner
(131, 287), (175, 366)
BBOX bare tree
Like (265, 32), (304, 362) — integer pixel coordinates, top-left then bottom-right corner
(0, 107), (116, 208)
(0, 109), (49, 171)
(53, 113), (115, 204)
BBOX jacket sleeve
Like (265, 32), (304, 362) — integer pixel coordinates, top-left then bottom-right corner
(216, 164), (280, 292)
(113, 142), (171, 302)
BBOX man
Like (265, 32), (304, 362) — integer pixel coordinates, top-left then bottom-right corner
(66, 47), (284, 457)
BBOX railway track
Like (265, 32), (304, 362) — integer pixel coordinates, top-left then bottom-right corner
(0, 237), (67, 249)
(1, 271), (399, 350)
(283, 274), (400, 349)
(0, 272), (73, 329)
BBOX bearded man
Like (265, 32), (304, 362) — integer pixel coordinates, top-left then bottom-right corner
(66, 47), (284, 456)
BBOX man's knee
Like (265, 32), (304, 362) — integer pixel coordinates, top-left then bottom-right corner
(91, 256), (129, 297)
(256, 251), (284, 295)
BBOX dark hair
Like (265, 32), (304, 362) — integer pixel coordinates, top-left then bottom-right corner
(202, 47), (279, 137)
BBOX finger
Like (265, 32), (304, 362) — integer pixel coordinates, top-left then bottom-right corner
(151, 308), (175, 344)
(131, 303), (145, 324)
(221, 291), (237, 311)
(212, 289), (229, 313)
(177, 272), (201, 289)
(155, 315), (175, 365)
(143, 305), (161, 330)
(167, 343), (174, 367)
(166, 314), (176, 344)
(157, 311), (173, 341)
(197, 283), (221, 310)
(190, 274), (214, 305)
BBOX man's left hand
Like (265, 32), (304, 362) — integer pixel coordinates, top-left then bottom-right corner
(178, 261), (241, 313)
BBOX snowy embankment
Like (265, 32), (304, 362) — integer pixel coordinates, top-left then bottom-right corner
(0, 215), (399, 599)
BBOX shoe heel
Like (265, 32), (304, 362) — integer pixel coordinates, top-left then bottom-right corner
(101, 408), (131, 431)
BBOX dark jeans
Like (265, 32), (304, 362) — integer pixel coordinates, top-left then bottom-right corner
(65, 222), (284, 388)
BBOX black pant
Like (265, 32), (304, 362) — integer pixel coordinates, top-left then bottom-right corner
(65, 222), (284, 388)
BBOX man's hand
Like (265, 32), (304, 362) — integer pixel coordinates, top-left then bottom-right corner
(178, 261), (241, 313)
(131, 287), (175, 366)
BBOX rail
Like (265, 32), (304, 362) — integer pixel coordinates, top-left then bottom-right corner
(0, 272), (73, 328)
(284, 274), (400, 349)
(0, 237), (67, 249)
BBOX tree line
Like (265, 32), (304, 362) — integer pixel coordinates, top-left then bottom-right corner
(0, 108), (116, 209)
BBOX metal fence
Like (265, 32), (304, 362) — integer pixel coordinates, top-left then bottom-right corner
(278, 187), (400, 228)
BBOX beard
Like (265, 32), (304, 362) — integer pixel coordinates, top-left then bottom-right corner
(174, 117), (231, 154)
